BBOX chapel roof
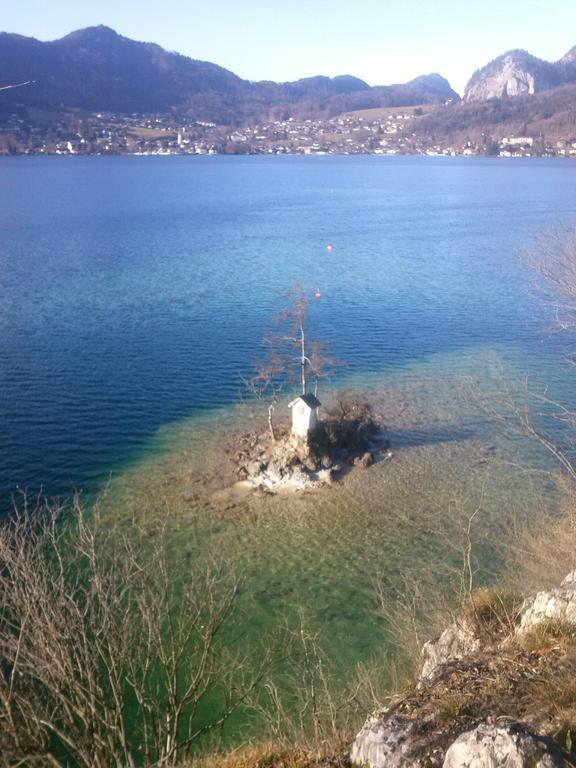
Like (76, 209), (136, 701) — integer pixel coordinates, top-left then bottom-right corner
(289, 393), (321, 409)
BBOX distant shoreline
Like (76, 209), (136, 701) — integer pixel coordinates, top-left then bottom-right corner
(2, 151), (574, 159)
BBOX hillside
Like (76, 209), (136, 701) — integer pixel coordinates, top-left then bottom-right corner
(407, 44), (576, 154)
(413, 83), (576, 151)
(0, 26), (458, 124)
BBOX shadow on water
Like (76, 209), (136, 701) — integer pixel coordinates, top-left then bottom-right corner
(391, 424), (481, 449)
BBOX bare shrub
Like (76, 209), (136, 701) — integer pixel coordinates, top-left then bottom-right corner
(190, 611), (388, 767)
(462, 586), (522, 639)
(0, 497), (267, 767)
(373, 488), (526, 680)
(250, 618), (348, 743)
(526, 226), (576, 341)
(492, 227), (576, 590)
(461, 228), (576, 592)
(503, 473), (576, 593)
(321, 393), (381, 453)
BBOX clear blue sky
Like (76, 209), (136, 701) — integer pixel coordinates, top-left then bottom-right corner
(3, 0), (576, 94)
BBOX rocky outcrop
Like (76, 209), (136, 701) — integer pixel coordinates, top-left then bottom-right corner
(351, 715), (566, 768)
(352, 721), (566, 768)
(354, 452), (375, 469)
(420, 621), (480, 681)
(443, 723), (564, 768)
(350, 574), (576, 768)
(350, 714), (416, 768)
(463, 50), (564, 102)
(518, 571), (576, 633)
(561, 46), (576, 64)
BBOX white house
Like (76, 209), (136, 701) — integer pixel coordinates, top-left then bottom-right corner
(288, 394), (321, 438)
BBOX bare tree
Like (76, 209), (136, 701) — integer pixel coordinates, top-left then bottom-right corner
(245, 612), (371, 750)
(244, 285), (343, 434)
(464, 227), (576, 494)
(0, 496), (269, 767)
(490, 227), (576, 478)
(274, 284), (312, 396)
(308, 339), (343, 399)
(242, 355), (284, 440)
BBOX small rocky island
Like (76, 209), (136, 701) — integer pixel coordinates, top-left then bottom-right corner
(227, 392), (391, 493)
(228, 285), (391, 493)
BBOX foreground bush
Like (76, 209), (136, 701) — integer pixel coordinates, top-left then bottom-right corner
(0, 498), (264, 767)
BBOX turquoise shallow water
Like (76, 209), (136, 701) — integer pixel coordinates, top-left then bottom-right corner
(1, 154), (576, 507)
(103, 342), (564, 744)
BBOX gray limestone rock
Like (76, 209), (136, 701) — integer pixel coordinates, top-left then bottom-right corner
(443, 723), (564, 768)
(420, 622), (480, 681)
(317, 467), (334, 485)
(518, 573), (576, 633)
(247, 460), (266, 477)
(321, 454), (333, 469)
(350, 714), (417, 768)
(561, 571), (576, 587)
(358, 451), (375, 468)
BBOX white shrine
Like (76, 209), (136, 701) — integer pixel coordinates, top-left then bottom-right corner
(288, 393), (321, 438)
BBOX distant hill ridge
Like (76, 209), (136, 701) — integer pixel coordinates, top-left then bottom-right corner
(0, 25), (459, 122)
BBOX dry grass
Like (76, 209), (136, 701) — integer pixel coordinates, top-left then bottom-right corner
(464, 586), (523, 639)
(192, 739), (350, 768)
(436, 691), (476, 724)
(515, 620), (576, 653)
(521, 641), (576, 754)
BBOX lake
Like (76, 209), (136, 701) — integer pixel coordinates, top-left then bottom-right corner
(1, 154), (576, 506)
(2, 155), (576, 741)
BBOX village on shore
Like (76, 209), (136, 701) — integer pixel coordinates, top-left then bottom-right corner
(3, 105), (576, 158)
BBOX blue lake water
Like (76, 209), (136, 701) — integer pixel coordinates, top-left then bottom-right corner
(1, 154), (576, 508)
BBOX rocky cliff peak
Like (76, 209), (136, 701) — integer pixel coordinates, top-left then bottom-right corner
(560, 45), (576, 64)
(463, 49), (561, 102)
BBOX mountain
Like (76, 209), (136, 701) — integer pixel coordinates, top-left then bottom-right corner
(419, 43), (576, 152)
(463, 47), (576, 102)
(0, 26), (248, 116)
(412, 80), (576, 151)
(0, 26), (458, 123)
(406, 73), (458, 100)
(560, 45), (576, 65)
